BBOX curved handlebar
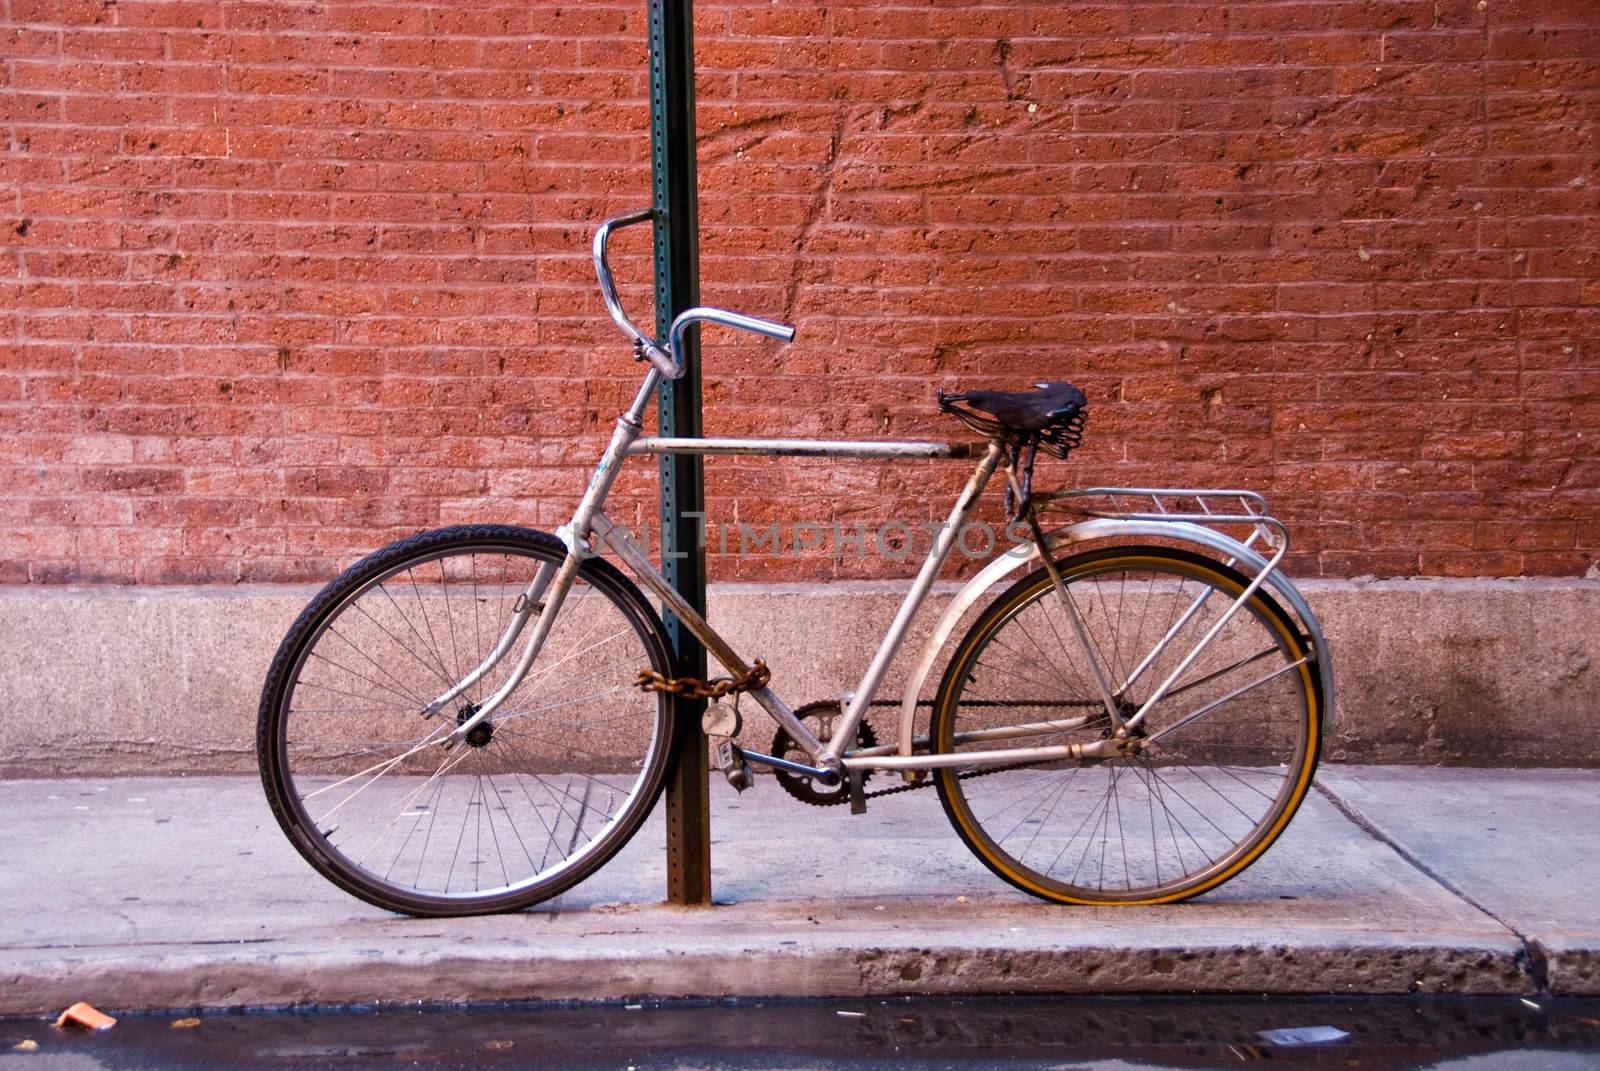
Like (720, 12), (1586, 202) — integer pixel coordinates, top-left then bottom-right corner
(593, 207), (795, 381)
(667, 308), (796, 380)
(592, 208), (678, 377)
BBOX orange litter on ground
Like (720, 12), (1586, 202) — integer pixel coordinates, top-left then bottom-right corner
(54, 1002), (116, 1031)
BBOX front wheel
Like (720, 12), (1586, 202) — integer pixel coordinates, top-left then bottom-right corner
(932, 546), (1321, 905)
(257, 525), (676, 916)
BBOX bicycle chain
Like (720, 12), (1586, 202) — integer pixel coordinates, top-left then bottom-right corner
(857, 758), (1041, 801)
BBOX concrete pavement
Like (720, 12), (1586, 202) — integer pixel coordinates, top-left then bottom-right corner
(1, 766), (1595, 1014)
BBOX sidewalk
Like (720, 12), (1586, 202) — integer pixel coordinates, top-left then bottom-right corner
(2, 766), (1595, 1014)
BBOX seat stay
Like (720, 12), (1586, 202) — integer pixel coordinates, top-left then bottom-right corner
(1024, 510), (1127, 731)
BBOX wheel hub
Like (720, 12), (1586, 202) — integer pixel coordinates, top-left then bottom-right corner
(457, 703), (494, 748)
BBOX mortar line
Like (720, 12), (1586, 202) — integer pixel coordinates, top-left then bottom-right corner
(1314, 779), (1549, 992)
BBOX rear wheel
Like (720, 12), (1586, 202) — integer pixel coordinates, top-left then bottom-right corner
(258, 525), (675, 916)
(932, 546), (1320, 904)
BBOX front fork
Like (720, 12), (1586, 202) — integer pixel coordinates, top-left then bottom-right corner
(433, 382), (657, 747)
(420, 558), (556, 720)
(438, 552), (585, 748)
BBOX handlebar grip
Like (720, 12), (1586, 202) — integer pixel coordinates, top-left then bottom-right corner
(738, 316), (797, 344)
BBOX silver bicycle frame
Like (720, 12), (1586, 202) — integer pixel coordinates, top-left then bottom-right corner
(444, 406), (1016, 770)
(438, 206), (1332, 778)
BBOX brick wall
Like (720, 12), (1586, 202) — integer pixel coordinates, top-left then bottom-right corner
(3, 0), (1596, 585)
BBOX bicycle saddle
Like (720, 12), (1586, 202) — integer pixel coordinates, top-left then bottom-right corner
(937, 381), (1086, 434)
(937, 381), (1089, 520)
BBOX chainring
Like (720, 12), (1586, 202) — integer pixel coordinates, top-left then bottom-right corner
(770, 700), (878, 807)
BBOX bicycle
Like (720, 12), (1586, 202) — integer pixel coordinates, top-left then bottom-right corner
(258, 207), (1334, 917)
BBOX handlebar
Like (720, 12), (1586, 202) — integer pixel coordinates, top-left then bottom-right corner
(592, 207), (795, 381)
(669, 307), (796, 363)
(591, 208), (675, 376)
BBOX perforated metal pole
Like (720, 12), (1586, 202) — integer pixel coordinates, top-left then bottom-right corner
(648, 0), (712, 906)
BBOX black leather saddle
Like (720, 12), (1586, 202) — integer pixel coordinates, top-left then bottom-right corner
(937, 380), (1088, 517)
(937, 381), (1086, 436)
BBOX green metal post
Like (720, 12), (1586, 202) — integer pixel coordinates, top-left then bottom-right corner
(648, 0), (711, 906)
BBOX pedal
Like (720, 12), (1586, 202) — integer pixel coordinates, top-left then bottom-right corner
(710, 736), (753, 794)
(846, 766), (868, 815)
(724, 758), (753, 793)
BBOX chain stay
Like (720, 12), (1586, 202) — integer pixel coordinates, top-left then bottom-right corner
(859, 758), (1042, 800)
(633, 661), (1101, 801)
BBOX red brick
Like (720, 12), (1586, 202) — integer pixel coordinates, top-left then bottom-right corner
(0, 1), (1596, 583)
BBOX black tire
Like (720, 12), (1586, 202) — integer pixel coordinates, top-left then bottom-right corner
(258, 525), (675, 916)
(932, 546), (1321, 905)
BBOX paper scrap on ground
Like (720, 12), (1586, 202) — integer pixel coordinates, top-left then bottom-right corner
(1257, 1025), (1350, 1046)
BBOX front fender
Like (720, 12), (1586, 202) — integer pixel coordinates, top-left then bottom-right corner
(895, 518), (1335, 756)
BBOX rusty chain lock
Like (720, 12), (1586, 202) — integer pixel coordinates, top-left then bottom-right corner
(633, 659), (770, 701)
(635, 660), (771, 792)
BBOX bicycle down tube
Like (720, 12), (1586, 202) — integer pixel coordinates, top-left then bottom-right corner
(623, 436), (1008, 773)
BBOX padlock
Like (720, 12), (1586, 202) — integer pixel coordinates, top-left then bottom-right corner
(701, 699), (740, 739)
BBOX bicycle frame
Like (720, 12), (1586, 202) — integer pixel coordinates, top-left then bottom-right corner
(437, 382), (1108, 774)
(436, 206), (1334, 782)
(261, 202), (1343, 917)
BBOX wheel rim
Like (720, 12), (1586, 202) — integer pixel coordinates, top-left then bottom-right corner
(272, 540), (668, 907)
(937, 550), (1318, 903)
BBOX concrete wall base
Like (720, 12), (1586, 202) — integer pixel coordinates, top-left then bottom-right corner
(2, 577), (1595, 775)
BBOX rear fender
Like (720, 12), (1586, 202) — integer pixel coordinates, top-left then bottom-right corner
(895, 518), (1335, 756)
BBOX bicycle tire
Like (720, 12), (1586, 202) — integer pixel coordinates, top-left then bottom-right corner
(258, 524), (676, 916)
(932, 545), (1321, 905)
